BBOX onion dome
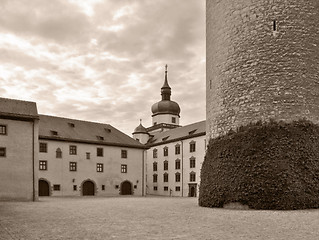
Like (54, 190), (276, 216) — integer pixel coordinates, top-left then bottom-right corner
(151, 65), (181, 117)
(133, 119), (148, 134)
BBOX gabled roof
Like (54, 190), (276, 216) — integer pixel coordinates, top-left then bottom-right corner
(39, 115), (147, 149)
(0, 97), (38, 120)
(147, 120), (206, 146)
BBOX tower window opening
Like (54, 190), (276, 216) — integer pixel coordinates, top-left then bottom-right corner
(273, 20), (277, 31)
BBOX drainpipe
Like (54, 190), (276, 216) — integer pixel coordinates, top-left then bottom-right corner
(142, 150), (145, 196)
(32, 121), (35, 201)
(181, 140), (184, 197)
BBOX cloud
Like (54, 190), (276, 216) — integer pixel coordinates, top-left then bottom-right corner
(0, 0), (205, 135)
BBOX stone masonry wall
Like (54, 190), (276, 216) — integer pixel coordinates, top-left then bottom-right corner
(206, 0), (319, 138)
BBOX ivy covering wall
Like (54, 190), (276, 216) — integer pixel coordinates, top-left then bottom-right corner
(199, 119), (319, 210)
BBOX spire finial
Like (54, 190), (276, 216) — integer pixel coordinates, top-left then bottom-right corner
(139, 119), (142, 124)
(165, 64), (168, 72)
(161, 64), (171, 100)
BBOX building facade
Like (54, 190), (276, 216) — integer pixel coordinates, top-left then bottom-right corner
(133, 66), (206, 197)
(38, 115), (147, 197)
(0, 98), (39, 201)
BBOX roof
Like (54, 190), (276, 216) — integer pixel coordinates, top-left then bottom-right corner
(0, 97), (38, 120)
(147, 120), (206, 146)
(39, 115), (147, 149)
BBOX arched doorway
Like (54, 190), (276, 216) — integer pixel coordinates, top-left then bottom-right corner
(188, 184), (197, 197)
(120, 181), (132, 195)
(39, 179), (50, 196)
(82, 180), (95, 196)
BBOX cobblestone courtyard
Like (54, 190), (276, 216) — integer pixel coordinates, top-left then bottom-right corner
(1, 196), (319, 240)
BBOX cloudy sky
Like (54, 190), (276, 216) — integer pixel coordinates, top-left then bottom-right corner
(0, 0), (205, 136)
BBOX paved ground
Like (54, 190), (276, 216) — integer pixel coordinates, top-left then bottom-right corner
(0, 196), (319, 240)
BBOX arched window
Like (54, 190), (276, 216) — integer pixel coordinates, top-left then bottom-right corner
(190, 141), (196, 152)
(163, 146), (168, 156)
(163, 173), (169, 182)
(190, 171), (196, 182)
(175, 144), (180, 155)
(190, 157), (196, 168)
(153, 174), (158, 183)
(175, 172), (181, 182)
(56, 148), (62, 158)
(163, 160), (168, 171)
(153, 162), (157, 172)
(175, 159), (181, 170)
(153, 148), (158, 158)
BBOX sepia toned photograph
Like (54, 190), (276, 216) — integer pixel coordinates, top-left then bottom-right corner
(1, 0), (319, 239)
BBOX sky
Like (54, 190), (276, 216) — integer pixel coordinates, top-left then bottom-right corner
(0, 0), (205, 136)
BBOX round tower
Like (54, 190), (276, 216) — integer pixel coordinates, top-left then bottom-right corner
(206, 0), (319, 138)
(132, 120), (149, 144)
(151, 65), (181, 126)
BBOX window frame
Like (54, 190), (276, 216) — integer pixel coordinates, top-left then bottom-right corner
(163, 147), (168, 157)
(56, 148), (62, 158)
(86, 152), (90, 160)
(153, 174), (158, 183)
(69, 162), (77, 171)
(39, 142), (47, 153)
(121, 150), (128, 158)
(153, 148), (158, 158)
(39, 160), (47, 170)
(175, 172), (181, 182)
(190, 172), (196, 182)
(121, 164), (127, 173)
(153, 162), (157, 172)
(69, 145), (77, 155)
(175, 144), (180, 155)
(163, 173), (168, 182)
(175, 159), (181, 170)
(97, 147), (103, 157)
(0, 147), (6, 157)
(0, 125), (7, 135)
(190, 157), (196, 168)
(96, 163), (104, 172)
(163, 160), (168, 171)
(190, 141), (196, 153)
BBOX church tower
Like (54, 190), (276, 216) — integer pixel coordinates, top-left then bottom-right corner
(149, 65), (181, 133)
(206, 0), (319, 138)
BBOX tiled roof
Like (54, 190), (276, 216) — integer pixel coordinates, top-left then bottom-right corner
(147, 120), (206, 146)
(0, 97), (38, 120)
(39, 115), (147, 149)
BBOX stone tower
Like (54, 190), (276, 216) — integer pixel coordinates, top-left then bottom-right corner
(206, 0), (319, 138)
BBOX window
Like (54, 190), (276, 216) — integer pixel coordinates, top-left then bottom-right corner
(175, 172), (181, 182)
(153, 174), (158, 183)
(163, 147), (168, 156)
(68, 122), (75, 127)
(97, 147), (103, 157)
(73, 185), (77, 191)
(153, 162), (157, 171)
(190, 172), (196, 182)
(102, 185), (105, 191)
(39, 142), (47, 153)
(190, 157), (196, 168)
(163, 160), (168, 171)
(153, 149), (157, 158)
(56, 148), (62, 158)
(0, 147), (6, 157)
(121, 150), (127, 158)
(69, 162), (77, 171)
(97, 163), (103, 172)
(190, 141), (196, 152)
(175, 159), (181, 170)
(86, 152), (90, 159)
(39, 160), (47, 170)
(121, 164), (127, 173)
(176, 186), (181, 191)
(172, 117), (176, 123)
(134, 185), (137, 189)
(69, 145), (77, 155)
(164, 186), (168, 191)
(0, 125), (7, 135)
(153, 186), (158, 191)
(53, 184), (60, 191)
(51, 130), (58, 136)
(97, 135), (104, 140)
(163, 173), (168, 182)
(115, 185), (119, 189)
(175, 144), (180, 155)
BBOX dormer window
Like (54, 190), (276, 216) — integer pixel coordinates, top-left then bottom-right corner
(104, 128), (111, 133)
(51, 130), (58, 136)
(162, 136), (169, 141)
(68, 122), (75, 128)
(97, 136), (104, 141)
(188, 130), (196, 135)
